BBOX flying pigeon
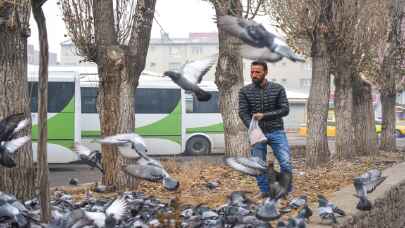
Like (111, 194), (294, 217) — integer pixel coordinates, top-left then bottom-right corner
(99, 133), (146, 159)
(223, 156), (267, 176)
(123, 162), (179, 191)
(0, 113), (30, 142)
(217, 15), (305, 63)
(163, 55), (217, 101)
(0, 136), (31, 167)
(73, 143), (104, 174)
(353, 169), (386, 210)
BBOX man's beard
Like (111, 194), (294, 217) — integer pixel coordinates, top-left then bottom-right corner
(252, 78), (263, 86)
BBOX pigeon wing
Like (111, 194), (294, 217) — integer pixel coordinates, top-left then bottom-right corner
(3, 136), (30, 153)
(181, 56), (217, 84)
(234, 156), (267, 171)
(0, 113), (25, 141)
(106, 198), (127, 221)
(224, 157), (263, 176)
(72, 143), (92, 157)
(240, 44), (283, 63)
(123, 164), (163, 181)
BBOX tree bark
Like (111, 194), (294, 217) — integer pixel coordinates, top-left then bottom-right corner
(334, 57), (355, 160)
(0, 0), (35, 200)
(379, 91), (397, 151)
(305, 0), (332, 168)
(32, 0), (50, 222)
(352, 75), (378, 157)
(379, 0), (403, 151)
(305, 49), (331, 168)
(213, 0), (250, 156)
(93, 0), (156, 190)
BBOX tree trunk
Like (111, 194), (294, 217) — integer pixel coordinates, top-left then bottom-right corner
(93, 0), (156, 190)
(352, 75), (378, 157)
(97, 53), (137, 190)
(305, 49), (331, 168)
(0, 1), (35, 200)
(32, 0), (50, 221)
(305, 0), (332, 168)
(213, 0), (250, 156)
(334, 58), (355, 160)
(379, 0), (403, 151)
(379, 92), (397, 151)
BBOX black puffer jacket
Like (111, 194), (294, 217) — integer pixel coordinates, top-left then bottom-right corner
(238, 81), (289, 133)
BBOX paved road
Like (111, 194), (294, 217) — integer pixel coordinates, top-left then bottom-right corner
(49, 135), (405, 187)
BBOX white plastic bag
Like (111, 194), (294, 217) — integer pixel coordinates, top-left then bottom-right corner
(248, 119), (267, 146)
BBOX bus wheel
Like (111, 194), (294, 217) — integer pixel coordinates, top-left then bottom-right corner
(185, 135), (211, 155)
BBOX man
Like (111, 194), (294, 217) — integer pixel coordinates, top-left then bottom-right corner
(238, 60), (292, 198)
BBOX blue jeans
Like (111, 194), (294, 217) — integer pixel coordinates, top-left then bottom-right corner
(251, 130), (292, 194)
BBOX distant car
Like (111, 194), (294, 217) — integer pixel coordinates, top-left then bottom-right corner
(298, 121), (405, 137)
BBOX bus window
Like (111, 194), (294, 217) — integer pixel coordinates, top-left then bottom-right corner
(187, 91), (219, 113)
(81, 87), (98, 113)
(29, 82), (74, 113)
(135, 88), (180, 114)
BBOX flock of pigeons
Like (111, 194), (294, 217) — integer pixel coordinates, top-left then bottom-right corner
(0, 16), (391, 227)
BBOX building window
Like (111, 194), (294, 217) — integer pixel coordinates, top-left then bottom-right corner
(270, 78), (277, 82)
(300, 78), (311, 88)
(150, 62), (156, 67)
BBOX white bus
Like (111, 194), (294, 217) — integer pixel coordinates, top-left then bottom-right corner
(28, 66), (307, 162)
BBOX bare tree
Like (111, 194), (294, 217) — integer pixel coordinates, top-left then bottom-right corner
(60, 0), (156, 189)
(0, 0), (35, 200)
(265, 0), (333, 167)
(266, 0), (389, 163)
(31, 0), (50, 222)
(209, 0), (265, 156)
(379, 0), (405, 151)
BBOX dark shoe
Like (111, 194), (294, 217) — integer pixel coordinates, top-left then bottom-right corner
(279, 172), (293, 196)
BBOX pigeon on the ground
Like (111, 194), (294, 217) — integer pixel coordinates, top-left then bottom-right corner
(217, 15), (305, 63)
(255, 197), (280, 221)
(353, 169), (386, 210)
(163, 55), (217, 101)
(318, 194), (345, 224)
(73, 143), (104, 174)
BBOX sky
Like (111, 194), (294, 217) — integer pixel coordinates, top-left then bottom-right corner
(28, 0), (277, 60)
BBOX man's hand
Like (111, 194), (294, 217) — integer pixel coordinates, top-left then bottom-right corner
(253, 113), (264, 120)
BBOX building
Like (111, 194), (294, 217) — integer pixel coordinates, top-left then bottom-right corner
(27, 44), (58, 65)
(60, 32), (313, 93)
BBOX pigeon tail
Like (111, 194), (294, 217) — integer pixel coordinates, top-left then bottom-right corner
(194, 88), (211, 101)
(354, 195), (372, 211)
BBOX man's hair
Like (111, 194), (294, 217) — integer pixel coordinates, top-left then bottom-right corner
(251, 61), (268, 72)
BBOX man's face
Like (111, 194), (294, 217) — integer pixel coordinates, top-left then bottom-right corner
(250, 64), (267, 85)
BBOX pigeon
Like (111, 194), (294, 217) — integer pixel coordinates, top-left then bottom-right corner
(217, 15), (305, 63)
(289, 195), (308, 209)
(69, 178), (79, 186)
(163, 55), (217, 101)
(352, 169), (386, 211)
(256, 197), (280, 221)
(73, 143), (104, 174)
(0, 199), (29, 227)
(0, 136), (31, 167)
(123, 163), (179, 191)
(0, 113), (30, 142)
(317, 195), (345, 224)
(223, 156), (266, 176)
(99, 133), (146, 158)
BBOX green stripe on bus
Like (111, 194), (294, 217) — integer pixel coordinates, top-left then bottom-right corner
(32, 98), (75, 140)
(32, 139), (74, 149)
(186, 122), (224, 133)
